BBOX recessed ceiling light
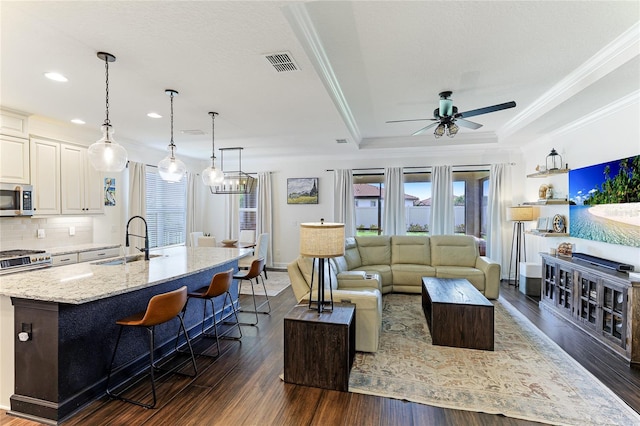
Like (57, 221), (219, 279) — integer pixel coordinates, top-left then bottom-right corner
(71, 119), (85, 125)
(44, 72), (68, 82)
(147, 112), (162, 118)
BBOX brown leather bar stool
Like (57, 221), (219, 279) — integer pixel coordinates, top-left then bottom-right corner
(106, 286), (197, 409)
(183, 268), (242, 357)
(234, 257), (270, 326)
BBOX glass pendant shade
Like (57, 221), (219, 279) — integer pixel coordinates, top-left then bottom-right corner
(158, 89), (185, 182)
(202, 164), (224, 185)
(158, 143), (186, 182)
(90, 52), (127, 172)
(88, 124), (128, 172)
(446, 122), (459, 137)
(434, 123), (446, 138)
(202, 111), (224, 186)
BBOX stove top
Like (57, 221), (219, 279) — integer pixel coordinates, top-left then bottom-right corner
(0, 249), (47, 259)
(0, 249), (52, 274)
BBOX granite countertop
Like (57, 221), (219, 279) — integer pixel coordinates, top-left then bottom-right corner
(48, 243), (121, 256)
(0, 246), (251, 304)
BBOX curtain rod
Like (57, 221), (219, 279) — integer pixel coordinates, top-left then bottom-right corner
(325, 163), (515, 172)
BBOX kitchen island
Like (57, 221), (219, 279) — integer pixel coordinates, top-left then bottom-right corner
(0, 246), (250, 424)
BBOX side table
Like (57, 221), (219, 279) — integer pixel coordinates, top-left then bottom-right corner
(283, 303), (356, 391)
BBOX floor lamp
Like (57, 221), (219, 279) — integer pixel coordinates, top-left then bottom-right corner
(507, 206), (535, 288)
(299, 220), (345, 313)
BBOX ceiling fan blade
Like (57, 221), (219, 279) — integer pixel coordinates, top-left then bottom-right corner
(412, 121), (439, 136)
(455, 118), (483, 130)
(386, 118), (434, 123)
(456, 101), (516, 119)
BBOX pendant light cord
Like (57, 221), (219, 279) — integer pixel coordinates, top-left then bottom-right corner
(169, 92), (174, 145)
(210, 112), (218, 166)
(104, 57), (110, 126)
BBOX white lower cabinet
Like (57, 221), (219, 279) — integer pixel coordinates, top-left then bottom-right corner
(51, 253), (78, 266)
(61, 144), (104, 214)
(77, 248), (120, 262)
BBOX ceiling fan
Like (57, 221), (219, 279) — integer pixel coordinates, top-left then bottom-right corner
(387, 91), (516, 138)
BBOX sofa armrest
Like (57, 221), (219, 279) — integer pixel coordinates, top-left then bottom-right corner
(475, 256), (501, 299)
(337, 271), (382, 291)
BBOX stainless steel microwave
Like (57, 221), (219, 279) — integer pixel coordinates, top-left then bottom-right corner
(0, 183), (34, 216)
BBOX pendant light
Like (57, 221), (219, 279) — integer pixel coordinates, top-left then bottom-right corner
(87, 52), (128, 172)
(157, 89), (186, 182)
(202, 112), (224, 186)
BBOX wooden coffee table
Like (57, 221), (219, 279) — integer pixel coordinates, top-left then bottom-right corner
(422, 277), (494, 351)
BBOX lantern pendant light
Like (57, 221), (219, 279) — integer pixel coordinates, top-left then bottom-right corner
(87, 52), (128, 172)
(202, 112), (224, 186)
(157, 89), (187, 182)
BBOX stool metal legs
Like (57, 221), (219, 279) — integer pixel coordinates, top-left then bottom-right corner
(105, 315), (197, 409)
(238, 274), (271, 326)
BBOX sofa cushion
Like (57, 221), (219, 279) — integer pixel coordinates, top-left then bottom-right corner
(391, 235), (431, 265)
(435, 266), (486, 292)
(391, 264), (436, 286)
(344, 237), (362, 270)
(356, 235), (391, 266)
(352, 265), (392, 290)
(430, 235), (478, 267)
(332, 256), (349, 274)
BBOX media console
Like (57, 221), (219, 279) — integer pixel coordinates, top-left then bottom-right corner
(539, 253), (640, 365)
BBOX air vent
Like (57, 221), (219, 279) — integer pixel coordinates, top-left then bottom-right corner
(336, 139), (348, 144)
(181, 129), (205, 135)
(264, 51), (300, 73)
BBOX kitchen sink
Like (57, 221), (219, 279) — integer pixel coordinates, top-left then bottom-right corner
(93, 254), (164, 265)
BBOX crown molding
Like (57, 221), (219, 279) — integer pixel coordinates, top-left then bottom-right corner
(283, 3), (362, 147)
(498, 22), (639, 140)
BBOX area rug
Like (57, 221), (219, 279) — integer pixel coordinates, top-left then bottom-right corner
(349, 293), (640, 426)
(238, 270), (291, 297)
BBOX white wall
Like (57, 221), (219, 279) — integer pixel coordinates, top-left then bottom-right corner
(519, 99), (640, 270)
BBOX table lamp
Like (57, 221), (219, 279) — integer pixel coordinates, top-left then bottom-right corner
(507, 206), (536, 287)
(299, 219), (345, 313)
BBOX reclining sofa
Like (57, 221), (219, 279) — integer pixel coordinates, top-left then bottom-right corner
(288, 235), (500, 353)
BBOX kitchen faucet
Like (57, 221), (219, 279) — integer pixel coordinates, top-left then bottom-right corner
(125, 215), (149, 260)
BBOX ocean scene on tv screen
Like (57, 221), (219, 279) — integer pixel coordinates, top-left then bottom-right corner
(568, 155), (640, 248)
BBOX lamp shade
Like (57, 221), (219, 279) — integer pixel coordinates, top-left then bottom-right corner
(300, 222), (345, 258)
(507, 206), (535, 222)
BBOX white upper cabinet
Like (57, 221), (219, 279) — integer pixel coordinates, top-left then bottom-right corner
(61, 144), (104, 214)
(30, 137), (61, 215)
(0, 109), (30, 184)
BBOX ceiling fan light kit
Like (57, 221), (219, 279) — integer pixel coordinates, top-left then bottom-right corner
(157, 89), (187, 182)
(87, 52), (128, 172)
(387, 90), (516, 139)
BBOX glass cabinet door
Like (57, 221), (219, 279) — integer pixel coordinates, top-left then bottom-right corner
(543, 261), (556, 301)
(602, 284), (626, 347)
(557, 267), (573, 312)
(578, 273), (598, 328)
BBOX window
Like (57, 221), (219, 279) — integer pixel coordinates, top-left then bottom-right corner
(145, 169), (187, 248)
(239, 186), (257, 232)
(353, 169), (489, 240)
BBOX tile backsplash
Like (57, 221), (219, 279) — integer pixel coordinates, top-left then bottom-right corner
(0, 216), (93, 251)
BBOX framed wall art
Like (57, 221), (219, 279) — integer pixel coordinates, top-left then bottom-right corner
(287, 177), (318, 204)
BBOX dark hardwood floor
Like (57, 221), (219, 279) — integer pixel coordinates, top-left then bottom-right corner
(2, 279), (639, 426)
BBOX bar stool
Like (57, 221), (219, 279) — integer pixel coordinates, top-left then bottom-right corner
(183, 268), (242, 357)
(106, 286), (197, 409)
(234, 257), (270, 326)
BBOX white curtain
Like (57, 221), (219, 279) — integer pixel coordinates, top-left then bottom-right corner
(224, 193), (239, 240)
(383, 167), (406, 235)
(185, 172), (198, 246)
(127, 162), (146, 255)
(257, 172), (273, 268)
(333, 169), (356, 237)
(487, 163), (512, 278)
(430, 165), (454, 235)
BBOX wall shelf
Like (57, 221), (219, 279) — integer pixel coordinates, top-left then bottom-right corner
(526, 231), (569, 237)
(526, 168), (570, 178)
(523, 199), (570, 205)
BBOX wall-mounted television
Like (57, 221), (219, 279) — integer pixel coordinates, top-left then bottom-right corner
(568, 155), (640, 248)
